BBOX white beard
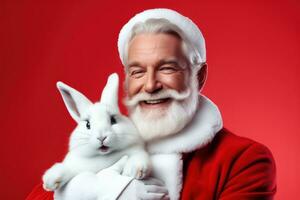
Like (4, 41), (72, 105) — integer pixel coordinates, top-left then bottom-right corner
(124, 74), (199, 142)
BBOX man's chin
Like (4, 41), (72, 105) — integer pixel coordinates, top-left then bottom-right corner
(138, 103), (170, 119)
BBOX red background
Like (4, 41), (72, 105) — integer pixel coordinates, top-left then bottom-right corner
(1, 0), (299, 199)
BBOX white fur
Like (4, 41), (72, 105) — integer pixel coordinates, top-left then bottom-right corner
(151, 154), (183, 200)
(43, 73), (151, 191)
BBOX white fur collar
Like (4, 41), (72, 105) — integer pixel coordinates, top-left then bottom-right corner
(147, 94), (223, 154)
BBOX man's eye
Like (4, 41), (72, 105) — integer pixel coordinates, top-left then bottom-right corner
(160, 66), (177, 73)
(131, 70), (143, 75)
(85, 120), (90, 129)
(110, 116), (117, 125)
(130, 70), (145, 78)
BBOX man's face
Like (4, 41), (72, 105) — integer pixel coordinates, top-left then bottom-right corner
(127, 33), (189, 111)
(125, 33), (199, 141)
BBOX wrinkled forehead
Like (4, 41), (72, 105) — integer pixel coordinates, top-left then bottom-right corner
(127, 33), (187, 65)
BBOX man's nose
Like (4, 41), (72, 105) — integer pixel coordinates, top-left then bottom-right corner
(144, 72), (162, 93)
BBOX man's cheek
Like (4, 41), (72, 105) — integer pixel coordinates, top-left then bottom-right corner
(162, 75), (186, 92)
(128, 79), (144, 97)
(127, 83), (138, 97)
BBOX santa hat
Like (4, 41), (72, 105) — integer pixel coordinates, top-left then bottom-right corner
(117, 8), (206, 67)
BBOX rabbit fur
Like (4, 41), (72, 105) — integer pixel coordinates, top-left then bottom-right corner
(42, 73), (150, 191)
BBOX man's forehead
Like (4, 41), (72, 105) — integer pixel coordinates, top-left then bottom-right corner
(127, 33), (186, 63)
(128, 57), (183, 68)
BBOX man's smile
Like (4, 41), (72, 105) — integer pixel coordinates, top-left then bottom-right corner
(140, 98), (171, 108)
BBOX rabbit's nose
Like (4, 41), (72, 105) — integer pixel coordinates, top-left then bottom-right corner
(97, 136), (107, 143)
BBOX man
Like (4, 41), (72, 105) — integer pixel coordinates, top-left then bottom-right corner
(27, 8), (276, 200)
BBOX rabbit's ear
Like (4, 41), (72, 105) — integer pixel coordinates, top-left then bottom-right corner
(100, 73), (120, 113)
(56, 81), (92, 122)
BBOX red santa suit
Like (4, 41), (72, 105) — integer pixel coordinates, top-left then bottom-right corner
(26, 95), (276, 199)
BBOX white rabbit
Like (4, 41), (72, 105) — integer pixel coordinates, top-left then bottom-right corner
(42, 73), (151, 191)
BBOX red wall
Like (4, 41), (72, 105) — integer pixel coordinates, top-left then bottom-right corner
(1, 1), (299, 199)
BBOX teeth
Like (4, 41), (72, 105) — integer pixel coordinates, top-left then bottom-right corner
(145, 99), (165, 104)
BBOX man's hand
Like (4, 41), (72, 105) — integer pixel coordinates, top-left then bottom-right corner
(118, 178), (169, 200)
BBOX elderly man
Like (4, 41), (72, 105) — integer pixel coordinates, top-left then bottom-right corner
(27, 8), (276, 200)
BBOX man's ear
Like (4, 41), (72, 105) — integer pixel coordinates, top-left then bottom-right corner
(197, 63), (208, 91)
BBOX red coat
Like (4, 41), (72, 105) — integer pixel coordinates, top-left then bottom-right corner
(26, 129), (276, 200)
(181, 128), (276, 199)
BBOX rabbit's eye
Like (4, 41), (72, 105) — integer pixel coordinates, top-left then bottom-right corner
(110, 116), (117, 125)
(85, 120), (91, 129)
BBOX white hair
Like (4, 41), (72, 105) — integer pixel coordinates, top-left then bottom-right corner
(123, 18), (204, 73)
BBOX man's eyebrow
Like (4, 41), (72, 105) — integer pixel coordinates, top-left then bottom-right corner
(158, 59), (179, 65)
(127, 58), (186, 69)
(127, 61), (143, 68)
(157, 59), (185, 69)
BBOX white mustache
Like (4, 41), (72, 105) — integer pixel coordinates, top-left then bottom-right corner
(124, 89), (191, 107)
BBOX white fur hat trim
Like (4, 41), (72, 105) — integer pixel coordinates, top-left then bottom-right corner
(118, 8), (206, 66)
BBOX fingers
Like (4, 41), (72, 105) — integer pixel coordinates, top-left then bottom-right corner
(142, 193), (169, 200)
(105, 155), (128, 173)
(145, 185), (168, 194)
(143, 177), (165, 186)
(142, 179), (169, 200)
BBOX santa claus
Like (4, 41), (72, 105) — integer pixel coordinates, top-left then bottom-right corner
(27, 8), (276, 200)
